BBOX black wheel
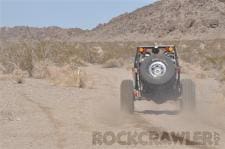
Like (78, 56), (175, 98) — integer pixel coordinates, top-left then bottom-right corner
(120, 80), (134, 114)
(140, 54), (176, 85)
(180, 79), (196, 111)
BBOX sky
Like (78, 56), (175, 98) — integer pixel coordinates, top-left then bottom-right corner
(0, 0), (156, 29)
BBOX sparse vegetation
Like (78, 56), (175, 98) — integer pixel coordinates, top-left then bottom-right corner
(45, 64), (88, 88)
(102, 58), (124, 68)
(219, 70), (225, 82)
(0, 38), (225, 86)
(12, 67), (25, 84)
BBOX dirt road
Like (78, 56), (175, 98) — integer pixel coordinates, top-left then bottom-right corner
(0, 65), (225, 149)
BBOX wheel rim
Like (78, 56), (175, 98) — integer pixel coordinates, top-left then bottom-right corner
(149, 61), (167, 78)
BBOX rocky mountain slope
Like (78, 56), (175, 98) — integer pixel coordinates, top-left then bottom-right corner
(1, 0), (225, 41)
(86, 0), (225, 41)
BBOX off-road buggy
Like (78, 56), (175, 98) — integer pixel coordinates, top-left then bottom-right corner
(120, 45), (196, 113)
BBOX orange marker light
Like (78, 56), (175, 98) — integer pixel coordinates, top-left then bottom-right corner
(138, 47), (145, 53)
(166, 47), (174, 52)
(168, 47), (174, 52)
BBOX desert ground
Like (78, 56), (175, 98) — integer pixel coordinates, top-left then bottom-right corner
(1, 0), (225, 149)
(0, 62), (225, 149)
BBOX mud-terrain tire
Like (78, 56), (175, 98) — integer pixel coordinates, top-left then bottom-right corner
(181, 79), (196, 111)
(120, 80), (134, 114)
(140, 54), (176, 85)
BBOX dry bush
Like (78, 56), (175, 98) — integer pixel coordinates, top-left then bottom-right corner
(0, 64), (6, 74)
(12, 66), (28, 84)
(86, 46), (104, 63)
(1, 39), (225, 85)
(46, 64), (89, 88)
(31, 60), (92, 88)
(220, 75), (225, 82)
(32, 60), (53, 79)
(102, 58), (124, 68)
(13, 71), (23, 84)
(69, 56), (88, 67)
(203, 56), (224, 70)
(219, 69), (225, 82)
(0, 62), (27, 83)
(0, 42), (33, 76)
(0, 64), (10, 81)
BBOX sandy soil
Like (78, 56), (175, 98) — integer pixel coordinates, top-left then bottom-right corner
(0, 65), (225, 149)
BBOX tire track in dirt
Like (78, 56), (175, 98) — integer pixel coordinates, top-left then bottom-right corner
(1, 65), (222, 149)
(19, 92), (65, 149)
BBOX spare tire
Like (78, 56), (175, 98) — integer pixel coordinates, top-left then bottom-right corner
(140, 54), (176, 85)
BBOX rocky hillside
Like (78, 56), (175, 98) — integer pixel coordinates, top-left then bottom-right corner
(86, 0), (225, 41)
(1, 0), (225, 42)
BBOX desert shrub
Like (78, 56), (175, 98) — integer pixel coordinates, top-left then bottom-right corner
(1, 38), (225, 85)
(12, 67), (25, 84)
(30, 60), (91, 88)
(69, 56), (88, 67)
(0, 64), (6, 74)
(202, 56), (225, 71)
(218, 69), (225, 82)
(45, 64), (88, 88)
(220, 75), (225, 82)
(32, 60), (52, 79)
(0, 42), (33, 76)
(85, 46), (104, 63)
(102, 58), (124, 68)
